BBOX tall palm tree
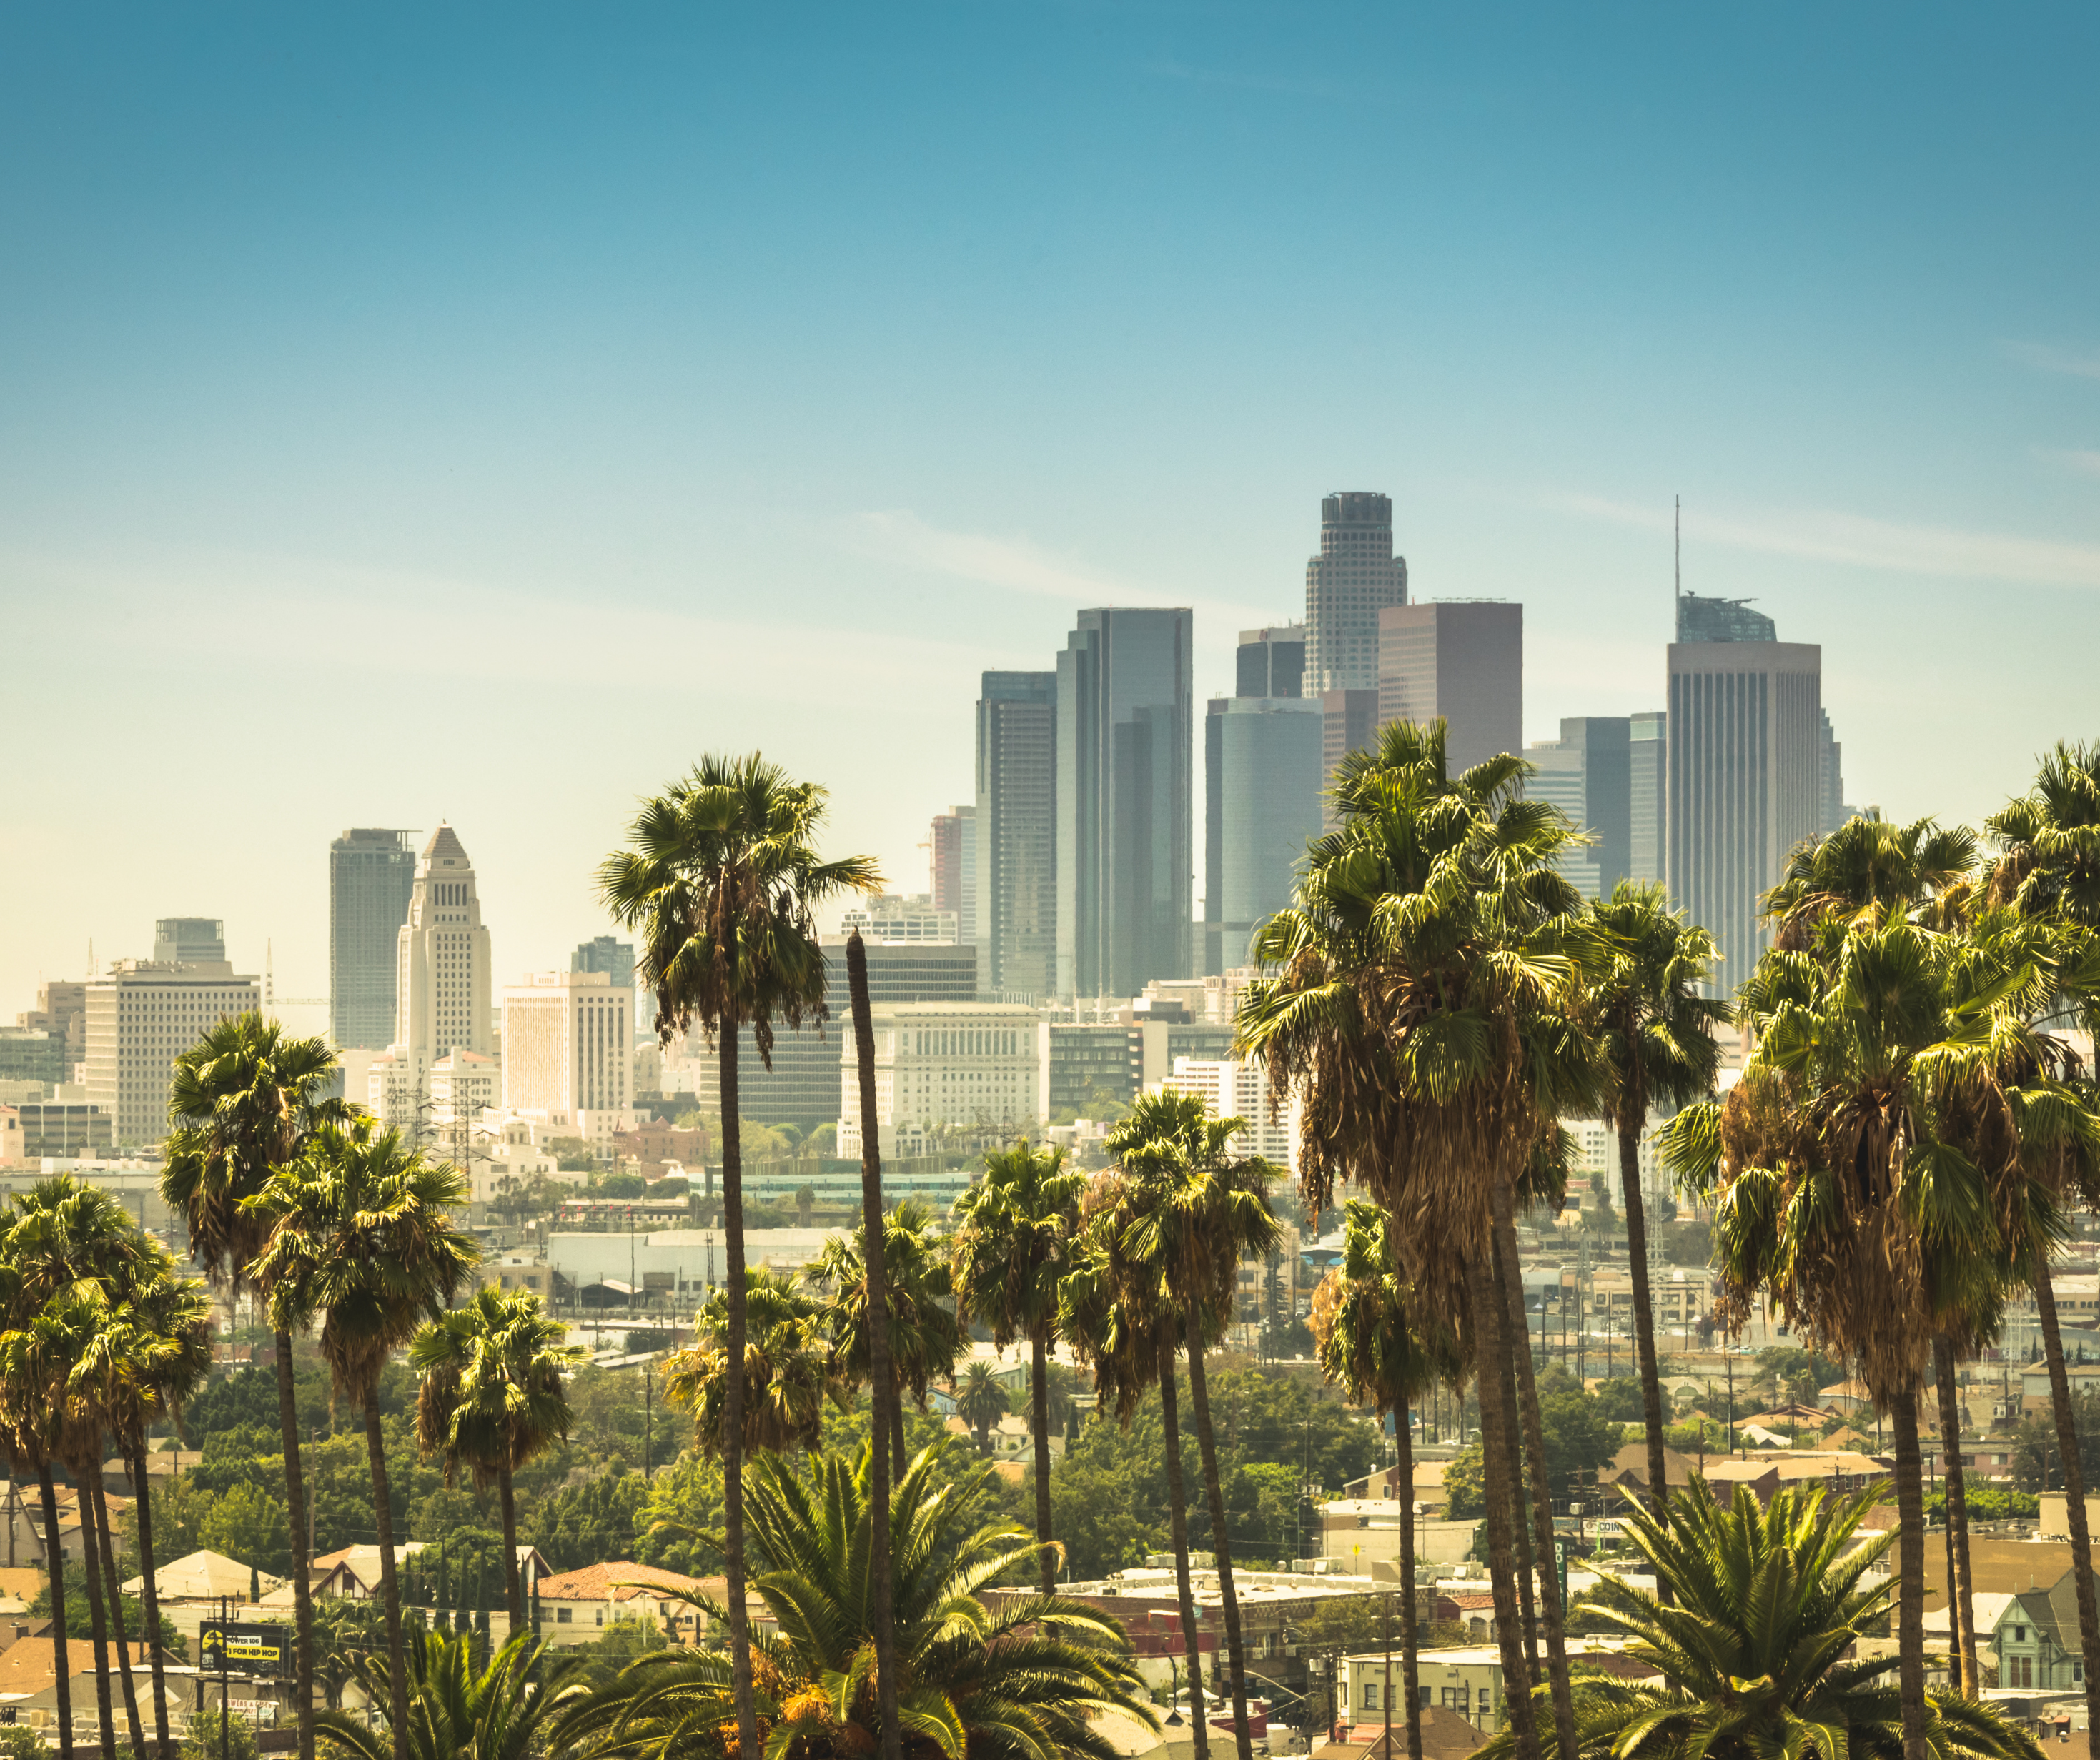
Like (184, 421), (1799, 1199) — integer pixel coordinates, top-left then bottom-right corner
(553, 1438), (1155, 1760)
(89, 1263), (212, 1758)
(163, 1013), (345, 1760)
(1665, 910), (2046, 1760)
(250, 1121), (479, 1760)
(1477, 1475), (2042, 1760)
(1237, 719), (1600, 1760)
(0, 1178), (162, 1760)
(807, 1198), (964, 1474)
(663, 1267), (848, 1456)
(1580, 883), (1728, 1521)
(951, 1135), (1085, 1592)
(410, 1286), (586, 1634)
(598, 753), (877, 1760)
(841, 929), (902, 1760)
(1106, 1090), (1282, 1760)
(1988, 748), (2100, 1729)
(955, 1361), (1009, 1454)
(1309, 1198), (1464, 1760)
(1059, 1197), (1211, 1760)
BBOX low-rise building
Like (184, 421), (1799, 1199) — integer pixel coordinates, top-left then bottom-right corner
(1317, 1501), (1480, 1568)
(534, 1561), (721, 1648)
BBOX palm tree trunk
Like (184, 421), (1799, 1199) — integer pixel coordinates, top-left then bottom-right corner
(2032, 1246), (2100, 1736)
(75, 1467), (117, 1759)
(499, 1469), (522, 1637)
(1157, 1343), (1211, 1760)
(39, 1465), (74, 1760)
(1933, 1337), (1978, 1694)
(718, 1029), (761, 1760)
(126, 1441), (171, 1759)
(1617, 1116), (1669, 1521)
(1183, 1308), (1252, 1760)
(1891, 1384), (1928, 1760)
(272, 1328), (317, 1760)
(1492, 1195), (1578, 1760)
(1395, 1400), (1421, 1760)
(1492, 1246), (1538, 1683)
(89, 1474), (146, 1757)
(846, 932), (903, 1760)
(361, 1386), (410, 1760)
(891, 1401), (907, 1483)
(1032, 1329), (1056, 1596)
(1462, 1249), (1538, 1760)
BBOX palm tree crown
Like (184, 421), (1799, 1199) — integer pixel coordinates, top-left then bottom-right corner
(553, 1438), (1156, 1760)
(412, 1286), (586, 1490)
(1477, 1476), (2041, 1760)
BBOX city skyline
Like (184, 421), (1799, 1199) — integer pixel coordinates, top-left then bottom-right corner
(5, 6), (2099, 1018)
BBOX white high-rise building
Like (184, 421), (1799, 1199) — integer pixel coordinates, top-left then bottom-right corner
(501, 971), (633, 1119)
(84, 958), (260, 1149)
(1159, 1055), (1299, 1167)
(371, 824), (493, 1128)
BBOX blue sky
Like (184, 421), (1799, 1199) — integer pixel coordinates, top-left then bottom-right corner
(4, 3), (2097, 1020)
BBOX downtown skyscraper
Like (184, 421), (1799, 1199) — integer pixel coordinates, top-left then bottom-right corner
(1667, 595), (1823, 991)
(975, 672), (1057, 1002)
(330, 828), (417, 1049)
(1303, 492), (1407, 695)
(1056, 608), (1194, 1000)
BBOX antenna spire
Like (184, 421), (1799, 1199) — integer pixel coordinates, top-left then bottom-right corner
(1674, 494), (1681, 603)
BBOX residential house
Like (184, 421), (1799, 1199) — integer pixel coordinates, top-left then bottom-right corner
(533, 1560), (725, 1649)
(1997, 1570), (2096, 1691)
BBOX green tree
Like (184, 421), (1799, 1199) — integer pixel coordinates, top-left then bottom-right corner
(313, 1631), (585, 1760)
(951, 1136), (1084, 1592)
(553, 1439), (1154, 1760)
(599, 752), (877, 1760)
(1580, 881), (1728, 1517)
(410, 1286), (586, 1632)
(199, 1481), (293, 1575)
(163, 1013), (347, 1760)
(1480, 1477), (2041, 1760)
(250, 1123), (479, 1760)
(525, 1471), (652, 1573)
(664, 1268), (846, 1457)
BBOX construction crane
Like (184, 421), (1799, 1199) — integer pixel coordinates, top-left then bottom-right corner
(264, 940), (325, 1008)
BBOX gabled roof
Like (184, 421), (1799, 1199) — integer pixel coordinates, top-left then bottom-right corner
(120, 1548), (274, 1601)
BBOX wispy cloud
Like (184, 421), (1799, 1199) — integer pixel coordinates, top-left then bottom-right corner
(2003, 341), (2100, 382)
(844, 509), (1138, 603)
(2041, 448), (2100, 481)
(1553, 493), (2100, 591)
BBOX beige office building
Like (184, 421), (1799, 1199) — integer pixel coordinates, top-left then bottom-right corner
(372, 823), (493, 1128)
(838, 1002), (1039, 1158)
(501, 970), (632, 1119)
(84, 960), (260, 1148)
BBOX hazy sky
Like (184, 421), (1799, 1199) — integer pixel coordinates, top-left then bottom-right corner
(5, 4), (2098, 1029)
